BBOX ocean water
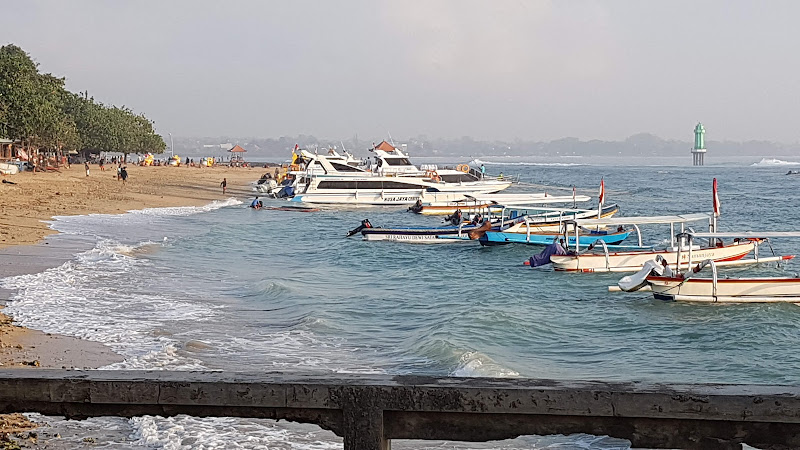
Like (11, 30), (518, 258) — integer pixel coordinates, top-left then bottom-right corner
(3, 158), (800, 448)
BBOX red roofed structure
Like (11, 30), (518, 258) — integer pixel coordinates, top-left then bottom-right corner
(374, 141), (396, 152)
(229, 145), (247, 166)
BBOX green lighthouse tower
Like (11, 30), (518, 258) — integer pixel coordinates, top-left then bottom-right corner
(691, 122), (706, 166)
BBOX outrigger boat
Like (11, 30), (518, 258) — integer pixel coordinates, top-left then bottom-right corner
(352, 201), (608, 244)
(411, 193), (592, 216)
(543, 215), (788, 272)
(613, 231), (800, 302)
(479, 179), (627, 246)
(353, 218), (497, 243)
(477, 204), (623, 246)
(647, 262), (800, 303)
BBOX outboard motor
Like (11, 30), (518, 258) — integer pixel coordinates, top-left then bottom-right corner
(617, 257), (667, 292)
(444, 209), (463, 226)
(276, 185), (295, 198)
(346, 219), (373, 237)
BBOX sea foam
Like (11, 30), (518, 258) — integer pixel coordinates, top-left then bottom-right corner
(751, 158), (800, 166)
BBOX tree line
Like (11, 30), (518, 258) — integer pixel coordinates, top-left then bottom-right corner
(0, 44), (165, 157)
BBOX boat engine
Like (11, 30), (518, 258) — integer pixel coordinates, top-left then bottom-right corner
(346, 219), (373, 237)
(617, 257), (668, 292)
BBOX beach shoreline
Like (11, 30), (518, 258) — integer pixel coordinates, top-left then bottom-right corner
(0, 164), (262, 369)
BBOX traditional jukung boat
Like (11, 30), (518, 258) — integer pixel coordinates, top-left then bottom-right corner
(354, 203), (547, 243)
(544, 215), (788, 272)
(646, 257), (800, 303)
(356, 220), (496, 243)
(354, 202), (611, 244)
(477, 204), (623, 246)
(412, 193), (592, 216)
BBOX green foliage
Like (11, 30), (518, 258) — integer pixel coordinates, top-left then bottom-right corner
(0, 44), (165, 154)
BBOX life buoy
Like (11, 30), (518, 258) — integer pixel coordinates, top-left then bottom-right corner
(457, 164), (470, 173)
(425, 170), (441, 182)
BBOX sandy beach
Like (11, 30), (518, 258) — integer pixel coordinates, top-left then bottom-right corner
(0, 163), (262, 369)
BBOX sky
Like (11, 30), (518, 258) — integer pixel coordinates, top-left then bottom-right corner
(4, 0), (800, 143)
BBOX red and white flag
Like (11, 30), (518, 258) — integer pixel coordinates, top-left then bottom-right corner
(294, 144), (299, 151)
(17, 148), (28, 161)
(598, 178), (605, 206)
(713, 178), (721, 217)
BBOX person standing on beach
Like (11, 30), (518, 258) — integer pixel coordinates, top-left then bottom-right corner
(84, 161), (90, 177)
(117, 164), (122, 181)
(120, 166), (128, 184)
(220, 177), (227, 194)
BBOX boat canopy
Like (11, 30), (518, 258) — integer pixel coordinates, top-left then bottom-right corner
(464, 193), (591, 204)
(497, 205), (610, 213)
(568, 213), (713, 227)
(687, 231), (800, 239)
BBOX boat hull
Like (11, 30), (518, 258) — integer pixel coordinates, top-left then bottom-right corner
(291, 183), (512, 205)
(648, 276), (800, 303)
(479, 230), (630, 246)
(361, 230), (475, 243)
(551, 241), (756, 272)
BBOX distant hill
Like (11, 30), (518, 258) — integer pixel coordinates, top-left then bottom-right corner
(168, 133), (800, 160)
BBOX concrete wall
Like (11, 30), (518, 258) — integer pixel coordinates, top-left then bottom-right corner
(1, 370), (798, 449)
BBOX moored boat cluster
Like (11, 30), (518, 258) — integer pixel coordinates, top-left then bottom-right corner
(254, 144), (800, 304)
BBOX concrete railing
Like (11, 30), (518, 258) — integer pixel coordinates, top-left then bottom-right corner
(1, 370), (798, 449)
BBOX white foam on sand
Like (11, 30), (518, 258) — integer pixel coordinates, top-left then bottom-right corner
(0, 239), (209, 370)
(130, 198), (243, 216)
(48, 198), (242, 237)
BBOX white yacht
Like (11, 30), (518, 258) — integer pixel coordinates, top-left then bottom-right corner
(267, 142), (513, 205)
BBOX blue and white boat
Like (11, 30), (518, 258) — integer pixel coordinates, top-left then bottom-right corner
(478, 227), (631, 246)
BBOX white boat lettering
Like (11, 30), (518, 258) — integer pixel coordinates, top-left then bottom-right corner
(383, 197), (419, 202)
(680, 252), (720, 260)
(389, 234), (435, 240)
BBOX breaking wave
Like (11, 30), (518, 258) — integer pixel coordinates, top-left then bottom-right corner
(470, 158), (585, 167)
(751, 158), (800, 166)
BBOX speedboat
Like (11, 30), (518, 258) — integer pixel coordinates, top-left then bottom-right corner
(261, 142), (513, 205)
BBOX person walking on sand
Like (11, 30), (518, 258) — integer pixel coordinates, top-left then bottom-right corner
(220, 177), (227, 194)
(120, 166), (128, 184)
(85, 161), (90, 177)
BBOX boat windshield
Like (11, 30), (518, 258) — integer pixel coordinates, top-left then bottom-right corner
(383, 158), (412, 166)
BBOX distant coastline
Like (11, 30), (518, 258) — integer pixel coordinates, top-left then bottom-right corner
(167, 133), (800, 161)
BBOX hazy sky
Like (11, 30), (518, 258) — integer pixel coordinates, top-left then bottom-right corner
(4, 1), (799, 142)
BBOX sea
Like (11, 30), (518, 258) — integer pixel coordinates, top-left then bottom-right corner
(2, 155), (800, 449)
